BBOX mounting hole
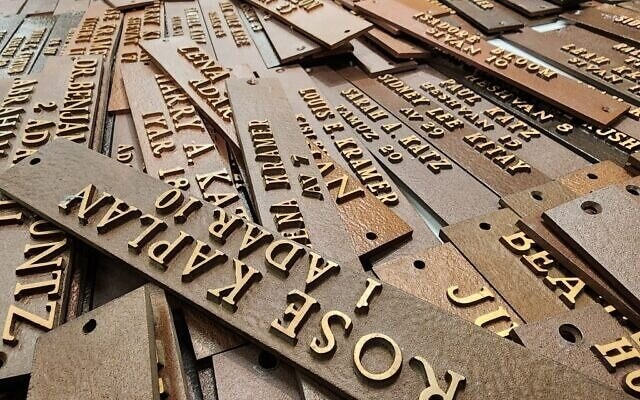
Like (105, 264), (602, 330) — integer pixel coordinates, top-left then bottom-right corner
(530, 190), (544, 201)
(82, 319), (97, 334)
(479, 222), (491, 230)
(275, 67), (284, 73)
(0, 352), (5, 369)
(366, 231), (377, 241)
(558, 324), (583, 344)
(344, 29), (351, 33)
(29, 157), (41, 165)
(413, 260), (425, 270)
(626, 185), (640, 196)
(258, 351), (278, 370)
(580, 201), (602, 215)
(587, 173), (598, 180)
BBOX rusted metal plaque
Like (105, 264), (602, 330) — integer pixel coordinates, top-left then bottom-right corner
(122, 62), (248, 216)
(106, 0), (154, 11)
(351, 38), (418, 76)
(244, 0), (372, 49)
(0, 16), (54, 78)
(0, 199), (72, 382)
(355, 0), (629, 127)
(505, 26), (640, 106)
(563, 5), (640, 47)
(164, 1), (214, 55)
(364, 28), (429, 60)
(441, 208), (590, 322)
(308, 66), (500, 225)
(31, 13), (83, 73)
(109, 3), (163, 113)
(340, 67), (554, 196)
(495, 0), (560, 17)
(27, 287), (160, 400)
(233, 1), (280, 68)
(62, 2), (122, 59)
(375, 243), (523, 337)
(437, 0), (524, 34)
(183, 307), (245, 360)
(558, 159), (635, 195)
(212, 345), (302, 400)
(110, 113), (146, 172)
(198, 0), (267, 70)
(141, 37), (249, 150)
(513, 305), (636, 393)
(2, 140), (634, 399)
(256, 9), (323, 63)
(544, 184), (640, 309)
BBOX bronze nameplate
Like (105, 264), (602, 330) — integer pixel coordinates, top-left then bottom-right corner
(495, 0), (560, 18)
(563, 5), (640, 48)
(437, 0), (524, 34)
(62, 1), (122, 60)
(164, 1), (215, 55)
(0, 15), (54, 78)
(31, 13), (83, 73)
(351, 38), (418, 76)
(256, 9), (322, 63)
(111, 112), (146, 172)
(364, 28), (429, 60)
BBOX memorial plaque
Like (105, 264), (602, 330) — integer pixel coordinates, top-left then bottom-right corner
(27, 287), (160, 400)
(505, 26), (640, 106)
(341, 67), (553, 196)
(0, 16), (54, 78)
(141, 37), (251, 150)
(436, 0), (524, 34)
(164, 1), (215, 54)
(106, 0), (154, 11)
(500, 181), (578, 218)
(244, 0), (372, 49)
(122, 62), (249, 217)
(198, 0), (267, 70)
(31, 13), (83, 73)
(0, 139), (631, 400)
(495, 0), (560, 17)
(256, 9), (323, 63)
(563, 5), (640, 47)
(183, 306), (245, 360)
(557, 159), (635, 195)
(351, 38), (418, 76)
(0, 198), (73, 382)
(364, 28), (429, 60)
(308, 66), (500, 225)
(441, 208), (591, 322)
(234, 0), (280, 68)
(514, 305), (638, 394)
(355, 0), (629, 126)
(213, 345), (302, 400)
(110, 113), (146, 172)
(109, 3), (163, 113)
(544, 184), (640, 309)
(375, 243), (523, 337)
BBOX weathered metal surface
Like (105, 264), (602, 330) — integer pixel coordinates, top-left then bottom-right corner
(53, 0), (90, 14)
(91, 255), (145, 308)
(62, 2), (122, 59)
(500, 181), (578, 218)
(513, 305), (635, 393)
(256, 9), (322, 64)
(544, 184), (640, 310)
(364, 28), (429, 60)
(105, 0), (154, 11)
(108, 3), (163, 113)
(495, 0), (560, 17)
(164, 1), (215, 55)
(0, 139), (632, 400)
(183, 307), (245, 360)
(355, 0), (629, 127)
(563, 5), (640, 47)
(110, 112), (146, 172)
(309, 66), (500, 225)
(441, 208), (589, 322)
(233, 0), (280, 68)
(0, 16), (54, 78)
(212, 345), (302, 400)
(244, 0), (372, 49)
(199, 0), (267, 70)
(437, 0), (524, 33)
(298, 373), (343, 400)
(20, 0), (57, 16)
(0, 0), (26, 16)
(341, 67), (554, 196)
(351, 38), (418, 76)
(141, 37), (249, 150)
(618, 0), (640, 12)
(0, 199), (72, 382)
(504, 26), (640, 106)
(31, 13), (83, 72)
(374, 242), (523, 337)
(557, 160), (635, 195)
(631, 151), (640, 170)
(26, 286), (160, 400)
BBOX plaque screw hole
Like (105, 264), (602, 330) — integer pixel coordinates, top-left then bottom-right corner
(479, 222), (491, 230)
(581, 201), (602, 215)
(587, 173), (598, 180)
(275, 67), (284, 73)
(413, 260), (425, 270)
(344, 29), (351, 33)
(247, 79), (257, 85)
(531, 191), (544, 201)
(626, 185), (640, 196)
(82, 319), (97, 334)
(366, 231), (378, 240)
(297, 46), (306, 51)
(0, 352), (6, 369)
(558, 324), (583, 344)
(29, 157), (41, 166)
(602, 106), (610, 113)
(258, 350), (278, 370)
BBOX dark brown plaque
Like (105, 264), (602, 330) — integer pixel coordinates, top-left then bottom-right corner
(504, 26), (640, 106)
(436, 0), (524, 34)
(256, 9), (323, 63)
(544, 183), (640, 310)
(164, 1), (215, 55)
(0, 139), (630, 400)
(351, 38), (417, 76)
(563, 5), (640, 47)
(355, 0), (629, 126)
(495, 0), (560, 17)
(31, 13), (83, 73)
(244, 0), (372, 49)
(364, 28), (429, 60)
(631, 151), (640, 170)
(110, 112), (146, 172)
(183, 306), (245, 360)
(62, 2), (122, 60)
(375, 243), (523, 337)
(27, 287), (160, 399)
(0, 15), (54, 78)
(557, 160), (635, 196)
(233, 0), (281, 68)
